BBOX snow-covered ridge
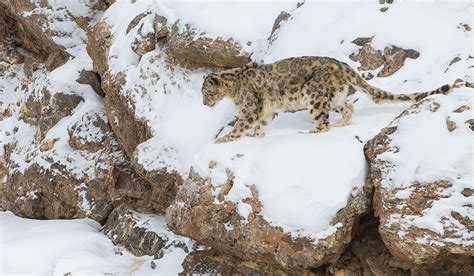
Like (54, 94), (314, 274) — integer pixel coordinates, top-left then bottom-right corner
(101, 0), (472, 239)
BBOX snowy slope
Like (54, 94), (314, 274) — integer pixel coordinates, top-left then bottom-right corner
(0, 211), (188, 275)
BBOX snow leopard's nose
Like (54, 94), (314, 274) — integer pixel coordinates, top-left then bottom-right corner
(203, 98), (215, 107)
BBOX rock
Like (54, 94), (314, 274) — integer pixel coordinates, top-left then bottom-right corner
(350, 222), (411, 275)
(365, 96), (473, 265)
(129, 12), (156, 56)
(21, 89), (84, 139)
(165, 23), (251, 68)
(87, 21), (113, 76)
(0, 0), (104, 68)
(131, 153), (180, 212)
(349, 38), (385, 71)
(327, 214), (411, 276)
(269, 11), (291, 45)
(166, 171), (372, 269)
(103, 74), (153, 158)
(378, 45), (419, 77)
(103, 204), (169, 256)
(180, 250), (315, 275)
(76, 70), (105, 97)
(351, 37), (374, 47)
(103, 204), (192, 256)
(349, 38), (419, 77)
(0, 11), (162, 221)
(68, 111), (109, 152)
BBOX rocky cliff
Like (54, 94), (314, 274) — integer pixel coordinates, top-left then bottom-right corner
(1, 0), (472, 274)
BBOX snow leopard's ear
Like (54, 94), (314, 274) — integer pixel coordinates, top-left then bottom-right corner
(206, 76), (220, 86)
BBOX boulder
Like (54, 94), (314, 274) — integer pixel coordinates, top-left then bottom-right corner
(0, 0), (105, 69)
(269, 11), (291, 45)
(87, 21), (113, 76)
(76, 70), (105, 97)
(166, 171), (372, 269)
(365, 95), (474, 264)
(21, 89), (84, 139)
(0, 4), (166, 221)
(180, 250), (314, 275)
(103, 203), (193, 256)
(349, 37), (419, 78)
(164, 23), (251, 69)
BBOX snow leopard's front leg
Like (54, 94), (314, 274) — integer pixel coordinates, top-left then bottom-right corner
(215, 116), (255, 143)
(215, 94), (262, 143)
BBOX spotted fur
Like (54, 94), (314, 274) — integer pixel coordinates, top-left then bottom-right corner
(202, 56), (460, 143)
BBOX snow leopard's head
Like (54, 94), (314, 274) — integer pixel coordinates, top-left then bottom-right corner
(201, 74), (228, 108)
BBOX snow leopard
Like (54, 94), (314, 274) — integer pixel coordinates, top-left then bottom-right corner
(202, 56), (462, 143)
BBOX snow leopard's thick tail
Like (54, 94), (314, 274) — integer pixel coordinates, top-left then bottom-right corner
(352, 75), (464, 104)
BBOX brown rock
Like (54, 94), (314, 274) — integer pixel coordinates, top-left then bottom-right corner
(465, 119), (474, 131)
(166, 171), (372, 269)
(103, 204), (169, 256)
(365, 97), (473, 265)
(269, 11), (291, 45)
(166, 23), (251, 69)
(349, 43), (385, 71)
(68, 111), (109, 152)
(86, 13), (180, 215)
(453, 105), (470, 113)
(351, 37), (373, 47)
(446, 116), (457, 132)
(0, 0), (106, 69)
(103, 72), (152, 158)
(21, 89), (84, 139)
(350, 38), (419, 77)
(180, 250), (315, 275)
(76, 70), (105, 97)
(378, 46), (420, 77)
(87, 21), (113, 76)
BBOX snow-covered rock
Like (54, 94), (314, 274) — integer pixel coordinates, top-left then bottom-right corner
(0, 210), (194, 275)
(0, 0), (165, 221)
(0, 0), (106, 69)
(82, 0), (472, 270)
(1, 0), (473, 273)
(103, 204), (194, 257)
(365, 92), (474, 264)
(166, 171), (371, 269)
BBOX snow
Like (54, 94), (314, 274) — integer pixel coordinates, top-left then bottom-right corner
(0, 211), (190, 275)
(100, 0), (473, 241)
(0, 211), (138, 275)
